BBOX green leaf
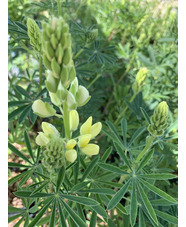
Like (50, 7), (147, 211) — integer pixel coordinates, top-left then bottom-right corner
(71, 181), (91, 192)
(130, 180), (138, 226)
(121, 118), (127, 147)
(148, 46), (156, 64)
(30, 181), (49, 195)
(18, 104), (32, 124)
(14, 215), (25, 227)
(15, 85), (31, 99)
(58, 200), (67, 227)
(91, 204), (108, 218)
(8, 105), (29, 121)
(101, 146), (113, 162)
(139, 173), (177, 180)
(36, 215), (51, 226)
(108, 218), (117, 227)
(151, 198), (178, 206)
(8, 143), (32, 164)
(80, 188), (115, 195)
(8, 100), (31, 107)
(136, 149), (154, 172)
(107, 180), (131, 210)
(28, 198), (54, 227)
(114, 143), (131, 170)
(19, 169), (33, 186)
(89, 211), (97, 227)
(49, 199), (56, 227)
(8, 162), (32, 168)
(76, 203), (86, 222)
(139, 209), (146, 227)
(139, 178), (178, 204)
(98, 162), (129, 175)
(60, 199), (87, 227)
(154, 209), (178, 225)
(128, 126), (146, 147)
(35, 171), (50, 180)
(56, 166), (65, 192)
(14, 191), (53, 198)
(81, 156), (99, 182)
(8, 171), (28, 186)
(60, 194), (99, 206)
(8, 206), (25, 214)
(8, 213), (23, 223)
(140, 107), (151, 124)
(137, 182), (158, 225)
(105, 121), (124, 148)
(24, 131), (35, 162)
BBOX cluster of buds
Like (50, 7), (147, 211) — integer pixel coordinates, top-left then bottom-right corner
(132, 68), (148, 94)
(35, 111), (102, 168)
(148, 101), (169, 137)
(27, 18), (42, 53)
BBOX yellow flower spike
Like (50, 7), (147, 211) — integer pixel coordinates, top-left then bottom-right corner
(78, 134), (92, 148)
(32, 99), (56, 118)
(90, 122), (102, 139)
(65, 149), (77, 163)
(80, 117), (92, 135)
(36, 132), (50, 146)
(42, 122), (60, 137)
(70, 110), (79, 131)
(81, 144), (99, 156)
(66, 139), (77, 150)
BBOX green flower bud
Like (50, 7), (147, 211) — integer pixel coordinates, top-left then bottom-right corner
(55, 44), (64, 64)
(70, 78), (79, 96)
(51, 34), (58, 49)
(69, 65), (76, 82)
(132, 68), (148, 94)
(32, 99), (56, 118)
(51, 58), (61, 77)
(49, 92), (61, 107)
(43, 55), (52, 70)
(148, 101), (169, 137)
(45, 72), (59, 93)
(27, 18), (41, 52)
(76, 85), (91, 107)
(43, 137), (66, 169)
(63, 48), (71, 65)
(56, 81), (67, 100)
(60, 64), (69, 85)
(46, 41), (55, 60)
(86, 29), (98, 43)
(66, 91), (77, 110)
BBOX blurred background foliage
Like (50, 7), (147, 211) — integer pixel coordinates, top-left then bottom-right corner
(8, 0), (178, 219)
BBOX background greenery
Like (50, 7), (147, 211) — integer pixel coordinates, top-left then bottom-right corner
(8, 0), (178, 226)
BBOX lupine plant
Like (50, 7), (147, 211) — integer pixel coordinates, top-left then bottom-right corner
(8, 3), (178, 227)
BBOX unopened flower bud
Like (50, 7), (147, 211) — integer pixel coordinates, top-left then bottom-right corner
(66, 91), (77, 110)
(69, 110), (79, 131)
(32, 100), (56, 117)
(49, 92), (61, 107)
(36, 132), (50, 146)
(42, 122), (59, 137)
(45, 72), (59, 93)
(70, 78), (78, 97)
(65, 149), (77, 163)
(76, 85), (91, 107)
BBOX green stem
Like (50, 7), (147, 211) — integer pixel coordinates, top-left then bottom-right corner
(57, 0), (61, 16)
(87, 73), (101, 89)
(114, 92), (136, 125)
(39, 54), (42, 91)
(63, 102), (70, 139)
(136, 136), (154, 162)
(73, 48), (84, 60)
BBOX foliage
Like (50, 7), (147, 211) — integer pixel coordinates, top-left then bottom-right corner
(8, 0), (178, 226)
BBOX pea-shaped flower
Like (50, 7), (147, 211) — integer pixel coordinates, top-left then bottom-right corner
(65, 149), (77, 163)
(32, 99), (56, 117)
(69, 110), (79, 131)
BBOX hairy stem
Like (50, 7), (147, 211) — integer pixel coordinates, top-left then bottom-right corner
(136, 136), (154, 162)
(63, 102), (70, 139)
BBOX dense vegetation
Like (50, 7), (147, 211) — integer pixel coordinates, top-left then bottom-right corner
(8, 0), (178, 226)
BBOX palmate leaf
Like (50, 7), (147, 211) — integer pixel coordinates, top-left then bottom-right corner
(60, 198), (87, 227)
(49, 199), (56, 227)
(79, 188), (115, 195)
(130, 179), (138, 226)
(121, 118), (127, 147)
(138, 173), (177, 180)
(24, 131), (35, 162)
(71, 181), (91, 192)
(30, 181), (49, 196)
(58, 200), (67, 227)
(81, 155), (99, 181)
(128, 126), (146, 147)
(8, 162), (32, 168)
(28, 197), (54, 227)
(76, 203), (86, 223)
(136, 181), (158, 225)
(98, 162), (129, 175)
(89, 211), (97, 227)
(154, 209), (178, 225)
(18, 104), (32, 124)
(8, 206), (25, 214)
(56, 166), (65, 192)
(8, 213), (23, 223)
(60, 194), (99, 207)
(136, 149), (154, 172)
(8, 171), (29, 186)
(139, 209), (146, 227)
(138, 178), (177, 204)
(15, 85), (31, 100)
(140, 107), (151, 124)
(107, 179), (131, 210)
(8, 105), (29, 121)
